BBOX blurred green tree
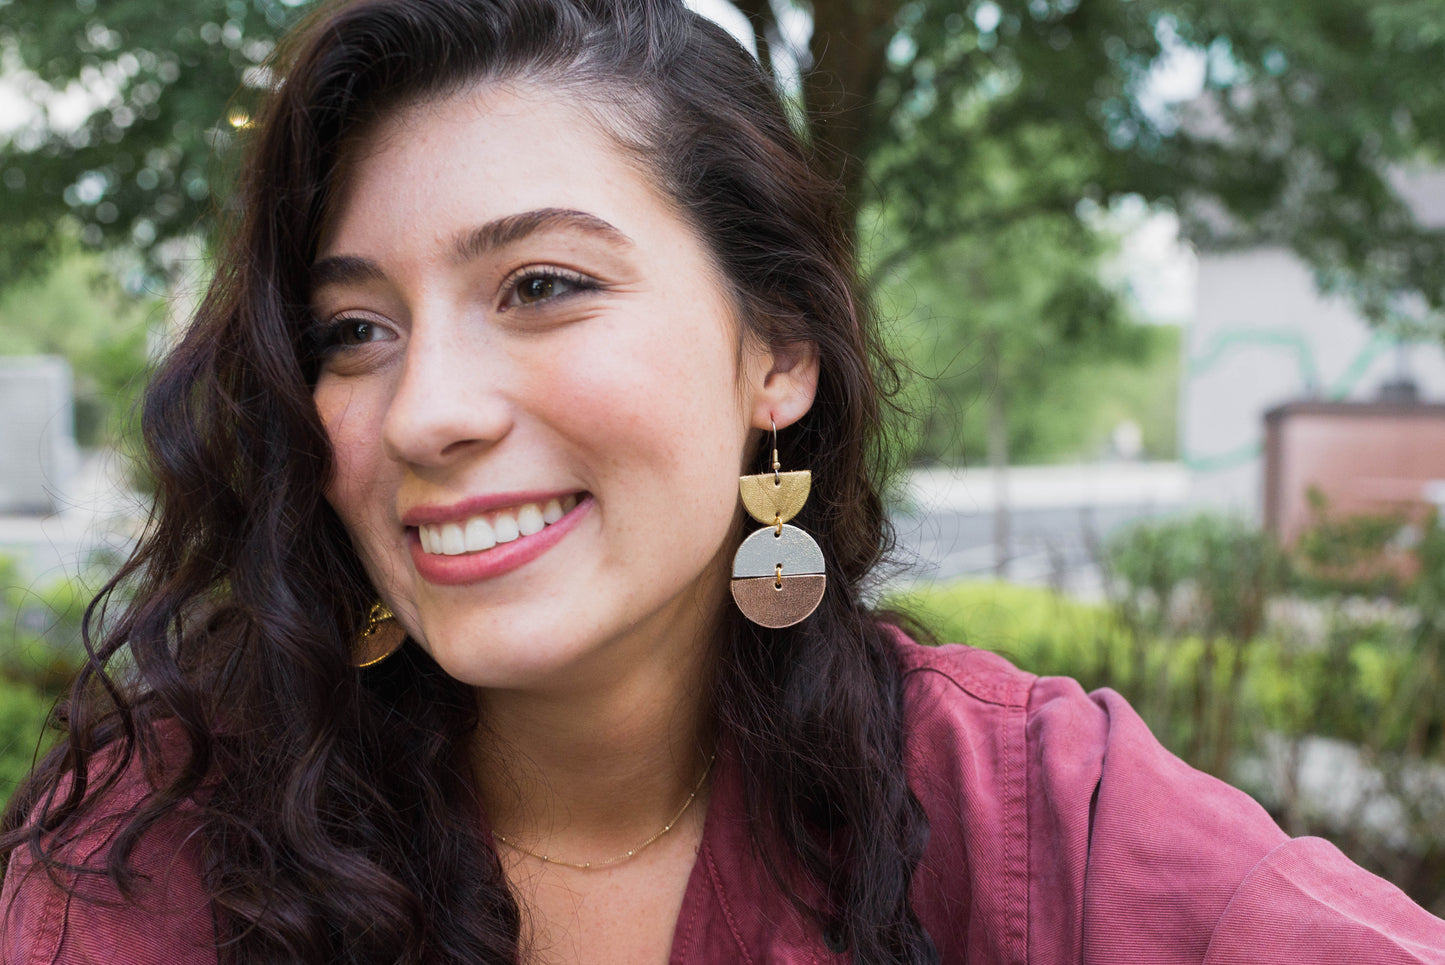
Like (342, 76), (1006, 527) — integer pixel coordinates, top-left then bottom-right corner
(0, 0), (298, 280)
(0, 244), (158, 447)
(740, 0), (1445, 324)
(739, 0), (1445, 469)
(884, 208), (1160, 465)
(3, 0), (1443, 312)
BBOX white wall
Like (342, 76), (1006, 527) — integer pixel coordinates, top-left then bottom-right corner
(0, 355), (77, 515)
(1184, 246), (1445, 517)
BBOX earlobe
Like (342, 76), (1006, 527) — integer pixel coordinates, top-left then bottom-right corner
(753, 339), (819, 431)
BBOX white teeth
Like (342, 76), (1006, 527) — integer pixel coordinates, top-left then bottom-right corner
(416, 495), (580, 555)
(492, 511), (520, 543)
(440, 523), (466, 555)
(517, 503), (545, 536)
(464, 517), (496, 552)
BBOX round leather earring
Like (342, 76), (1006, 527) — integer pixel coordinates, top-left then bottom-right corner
(731, 421), (826, 628)
(354, 602), (406, 668)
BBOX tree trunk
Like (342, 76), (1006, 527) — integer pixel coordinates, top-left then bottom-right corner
(804, 0), (895, 219)
(1191, 637), (1217, 770)
(730, 0), (777, 78)
(987, 338), (1010, 578)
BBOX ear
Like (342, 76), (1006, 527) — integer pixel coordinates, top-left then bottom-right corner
(747, 338), (819, 432)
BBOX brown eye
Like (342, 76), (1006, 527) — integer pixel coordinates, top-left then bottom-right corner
(517, 275), (571, 304)
(505, 269), (596, 308)
(308, 316), (395, 361)
(338, 320), (383, 344)
(520, 274), (557, 301)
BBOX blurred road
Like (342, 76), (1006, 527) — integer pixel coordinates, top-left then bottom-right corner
(889, 463), (1189, 596)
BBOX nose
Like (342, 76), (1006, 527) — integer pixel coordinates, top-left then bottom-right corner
(380, 312), (513, 466)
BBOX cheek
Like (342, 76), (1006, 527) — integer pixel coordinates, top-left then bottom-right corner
(314, 381), (386, 529)
(543, 345), (744, 495)
(537, 305), (745, 432)
(533, 325), (749, 568)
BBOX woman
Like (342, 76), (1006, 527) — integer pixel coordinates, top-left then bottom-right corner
(2, 1), (1442, 963)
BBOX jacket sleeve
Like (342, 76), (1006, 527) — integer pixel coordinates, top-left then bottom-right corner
(1203, 837), (1445, 963)
(1026, 676), (1445, 964)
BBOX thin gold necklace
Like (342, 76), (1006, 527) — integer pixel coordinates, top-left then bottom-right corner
(493, 753), (716, 871)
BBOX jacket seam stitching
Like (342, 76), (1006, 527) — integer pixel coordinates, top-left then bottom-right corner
(701, 844), (755, 965)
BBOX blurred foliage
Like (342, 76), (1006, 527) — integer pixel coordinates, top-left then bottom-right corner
(1056, 324), (1180, 461)
(1389, 508), (1445, 762)
(1, 0), (1442, 329)
(1105, 513), (1288, 773)
(0, 0), (301, 281)
(881, 210), (1133, 467)
(745, 0), (1445, 328)
(0, 244), (158, 448)
(1292, 486), (1414, 597)
(1094, 509), (1445, 758)
(0, 553), (92, 698)
(0, 551), (87, 808)
(893, 574), (1438, 770)
(0, 677), (55, 805)
(886, 233), (1180, 464)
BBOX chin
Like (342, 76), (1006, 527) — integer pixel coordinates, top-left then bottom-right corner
(419, 620), (596, 690)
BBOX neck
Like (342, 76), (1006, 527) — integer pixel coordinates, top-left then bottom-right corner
(471, 579), (722, 857)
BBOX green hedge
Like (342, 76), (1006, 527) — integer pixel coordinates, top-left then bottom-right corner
(0, 554), (91, 808)
(0, 678), (55, 805)
(892, 580), (1433, 766)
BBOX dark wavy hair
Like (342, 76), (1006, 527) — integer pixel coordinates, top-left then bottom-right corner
(2, 1), (937, 962)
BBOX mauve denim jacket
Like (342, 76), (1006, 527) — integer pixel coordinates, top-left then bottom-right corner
(5, 638), (1445, 963)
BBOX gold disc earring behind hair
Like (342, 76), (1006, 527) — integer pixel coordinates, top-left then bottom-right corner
(731, 420), (826, 628)
(354, 602), (406, 668)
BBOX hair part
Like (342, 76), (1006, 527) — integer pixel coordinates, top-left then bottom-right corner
(2, 2), (936, 963)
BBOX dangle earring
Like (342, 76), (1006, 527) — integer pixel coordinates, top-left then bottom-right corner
(353, 601), (406, 668)
(731, 420), (826, 628)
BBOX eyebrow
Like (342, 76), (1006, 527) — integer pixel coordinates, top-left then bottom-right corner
(453, 208), (635, 261)
(309, 254), (385, 290)
(309, 207), (635, 292)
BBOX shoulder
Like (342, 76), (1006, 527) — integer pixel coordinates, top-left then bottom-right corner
(890, 633), (1445, 964)
(1, 734), (217, 965)
(895, 634), (1035, 708)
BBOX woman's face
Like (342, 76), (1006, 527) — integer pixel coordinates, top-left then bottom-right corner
(310, 84), (814, 690)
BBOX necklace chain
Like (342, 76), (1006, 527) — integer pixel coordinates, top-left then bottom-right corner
(493, 754), (716, 871)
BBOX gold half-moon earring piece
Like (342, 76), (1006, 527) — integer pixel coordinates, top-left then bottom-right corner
(354, 602), (406, 668)
(738, 470), (811, 525)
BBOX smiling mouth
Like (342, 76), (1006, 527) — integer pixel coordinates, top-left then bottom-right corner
(416, 494), (581, 556)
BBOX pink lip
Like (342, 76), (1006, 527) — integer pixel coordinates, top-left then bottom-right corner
(402, 489), (584, 527)
(408, 494), (592, 586)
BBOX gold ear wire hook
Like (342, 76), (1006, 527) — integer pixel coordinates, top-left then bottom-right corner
(771, 418), (781, 485)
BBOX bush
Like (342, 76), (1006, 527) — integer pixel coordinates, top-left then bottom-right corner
(0, 678), (55, 807)
(892, 580), (1266, 760)
(897, 579), (1126, 685)
(0, 552), (94, 808)
(1, 574), (90, 698)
